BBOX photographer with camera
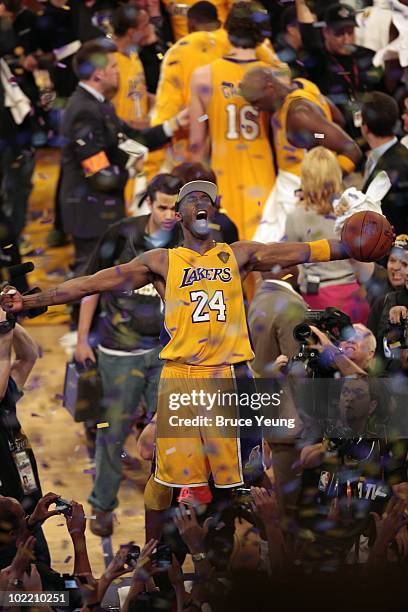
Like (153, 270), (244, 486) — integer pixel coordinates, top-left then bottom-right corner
(290, 307), (376, 379)
(296, 376), (408, 568)
(0, 307), (54, 566)
(379, 244), (408, 373)
(309, 322), (376, 378)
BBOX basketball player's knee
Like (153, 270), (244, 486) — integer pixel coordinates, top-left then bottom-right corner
(144, 475), (172, 510)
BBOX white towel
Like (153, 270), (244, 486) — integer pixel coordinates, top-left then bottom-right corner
(0, 58), (31, 125)
(333, 171), (392, 236)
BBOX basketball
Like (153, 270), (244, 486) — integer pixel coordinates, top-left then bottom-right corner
(341, 211), (394, 262)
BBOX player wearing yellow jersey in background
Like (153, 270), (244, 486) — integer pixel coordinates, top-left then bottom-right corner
(110, 5), (189, 210)
(241, 67), (363, 243)
(189, 3), (276, 241)
(111, 6), (151, 210)
(151, 2), (288, 169)
(162, 0), (232, 40)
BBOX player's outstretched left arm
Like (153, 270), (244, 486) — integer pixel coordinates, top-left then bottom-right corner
(232, 239), (348, 276)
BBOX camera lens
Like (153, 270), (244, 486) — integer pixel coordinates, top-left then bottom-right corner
(293, 323), (312, 342)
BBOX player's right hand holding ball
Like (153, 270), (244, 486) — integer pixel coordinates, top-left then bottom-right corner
(0, 285), (24, 313)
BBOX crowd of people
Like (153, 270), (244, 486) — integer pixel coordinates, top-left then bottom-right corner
(1, 0), (408, 610)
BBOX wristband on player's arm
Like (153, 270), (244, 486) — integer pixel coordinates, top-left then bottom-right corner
(306, 239), (330, 262)
(337, 154), (356, 174)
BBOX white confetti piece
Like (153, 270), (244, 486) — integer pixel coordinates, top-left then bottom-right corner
(198, 114), (208, 123)
(165, 447), (176, 455)
(314, 133), (324, 139)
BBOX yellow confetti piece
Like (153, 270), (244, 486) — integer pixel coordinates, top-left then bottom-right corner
(97, 422), (110, 429)
(131, 368), (144, 378)
(281, 274), (293, 281)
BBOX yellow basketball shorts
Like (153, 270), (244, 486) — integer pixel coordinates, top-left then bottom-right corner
(154, 361), (263, 488)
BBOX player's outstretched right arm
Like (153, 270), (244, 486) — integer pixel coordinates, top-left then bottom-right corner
(0, 254), (155, 314)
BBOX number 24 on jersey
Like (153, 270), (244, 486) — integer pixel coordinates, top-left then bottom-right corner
(190, 290), (226, 322)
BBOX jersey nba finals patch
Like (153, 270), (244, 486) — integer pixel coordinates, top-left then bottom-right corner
(218, 251), (230, 263)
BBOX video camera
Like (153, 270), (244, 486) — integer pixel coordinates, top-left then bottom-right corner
(384, 315), (408, 358)
(291, 308), (353, 376)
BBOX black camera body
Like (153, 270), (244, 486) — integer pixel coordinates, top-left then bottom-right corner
(55, 498), (73, 517)
(291, 308), (352, 376)
(126, 544), (141, 567)
(385, 316), (408, 356)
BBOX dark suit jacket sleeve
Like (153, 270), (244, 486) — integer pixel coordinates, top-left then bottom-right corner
(70, 108), (111, 164)
(119, 120), (170, 151)
(68, 106), (128, 193)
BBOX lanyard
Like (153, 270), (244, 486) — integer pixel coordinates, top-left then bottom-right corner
(330, 55), (359, 96)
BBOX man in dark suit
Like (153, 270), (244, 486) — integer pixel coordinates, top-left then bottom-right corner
(60, 38), (186, 271)
(361, 91), (408, 237)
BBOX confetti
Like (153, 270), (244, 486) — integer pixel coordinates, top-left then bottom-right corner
(97, 422), (110, 429)
(281, 274), (293, 281)
(198, 114), (208, 123)
(314, 133), (325, 139)
(165, 447), (176, 455)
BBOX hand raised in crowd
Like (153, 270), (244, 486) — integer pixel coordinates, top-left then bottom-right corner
(22, 564), (42, 593)
(8, 535), (36, 581)
(167, 554), (184, 589)
(173, 505), (211, 555)
(370, 496), (408, 546)
(393, 482), (408, 501)
(66, 501), (86, 537)
(389, 305), (408, 324)
(75, 573), (100, 611)
(250, 487), (280, 529)
(74, 340), (96, 365)
(98, 545), (133, 601)
(133, 539), (158, 583)
(27, 492), (61, 529)
(394, 526), (408, 558)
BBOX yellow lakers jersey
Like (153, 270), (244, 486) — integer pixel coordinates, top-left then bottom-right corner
(162, 0), (231, 41)
(275, 78), (332, 176)
(112, 51), (148, 125)
(208, 57), (275, 240)
(152, 29), (288, 125)
(160, 243), (254, 365)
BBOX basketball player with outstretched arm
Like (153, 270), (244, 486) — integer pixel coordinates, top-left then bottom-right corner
(1, 180), (349, 537)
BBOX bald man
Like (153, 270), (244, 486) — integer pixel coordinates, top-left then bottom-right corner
(240, 67), (362, 242)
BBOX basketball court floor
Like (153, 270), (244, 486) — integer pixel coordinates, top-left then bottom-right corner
(17, 149), (149, 576)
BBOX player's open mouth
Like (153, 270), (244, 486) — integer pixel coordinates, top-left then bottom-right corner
(196, 210), (208, 220)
